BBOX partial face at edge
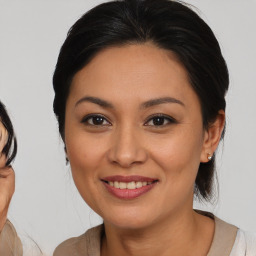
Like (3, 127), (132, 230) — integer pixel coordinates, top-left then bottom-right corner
(64, 43), (215, 229)
(0, 121), (8, 154)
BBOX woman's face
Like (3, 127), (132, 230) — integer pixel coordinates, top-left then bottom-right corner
(65, 44), (210, 229)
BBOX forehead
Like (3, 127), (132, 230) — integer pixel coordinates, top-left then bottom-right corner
(69, 43), (197, 107)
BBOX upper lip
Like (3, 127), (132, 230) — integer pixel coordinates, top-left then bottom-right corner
(101, 175), (157, 183)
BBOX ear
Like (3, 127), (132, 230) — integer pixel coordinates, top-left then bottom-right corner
(200, 110), (225, 163)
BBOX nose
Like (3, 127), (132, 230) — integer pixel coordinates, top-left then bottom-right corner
(107, 126), (147, 168)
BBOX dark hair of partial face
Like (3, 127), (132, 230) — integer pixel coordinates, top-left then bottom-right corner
(0, 101), (17, 166)
(53, 0), (229, 201)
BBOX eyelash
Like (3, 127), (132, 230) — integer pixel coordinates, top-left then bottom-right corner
(144, 114), (177, 127)
(81, 114), (177, 128)
(81, 114), (111, 126)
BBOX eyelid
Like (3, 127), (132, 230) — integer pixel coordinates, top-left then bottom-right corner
(81, 114), (112, 126)
(80, 113), (176, 127)
(144, 113), (177, 126)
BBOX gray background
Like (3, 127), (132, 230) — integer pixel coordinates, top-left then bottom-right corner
(0, 0), (255, 255)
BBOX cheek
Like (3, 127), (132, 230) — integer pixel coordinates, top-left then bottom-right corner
(65, 133), (108, 213)
(67, 137), (102, 171)
(66, 134), (108, 188)
(149, 126), (204, 185)
(65, 126), (99, 174)
(65, 118), (108, 170)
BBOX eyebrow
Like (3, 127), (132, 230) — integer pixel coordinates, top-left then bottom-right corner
(141, 97), (185, 108)
(75, 96), (114, 108)
(75, 96), (184, 108)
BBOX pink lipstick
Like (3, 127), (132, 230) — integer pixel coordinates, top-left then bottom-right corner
(101, 175), (158, 199)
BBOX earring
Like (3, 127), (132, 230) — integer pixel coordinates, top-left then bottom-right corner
(207, 153), (212, 161)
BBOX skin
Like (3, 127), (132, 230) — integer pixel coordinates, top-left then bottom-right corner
(0, 122), (15, 233)
(65, 43), (225, 256)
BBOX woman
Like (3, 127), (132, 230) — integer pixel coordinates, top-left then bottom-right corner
(0, 101), (22, 255)
(52, 0), (256, 255)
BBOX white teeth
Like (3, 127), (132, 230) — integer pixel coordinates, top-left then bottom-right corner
(119, 182), (127, 189)
(108, 180), (154, 189)
(136, 181), (142, 188)
(127, 181), (136, 189)
(114, 181), (119, 188)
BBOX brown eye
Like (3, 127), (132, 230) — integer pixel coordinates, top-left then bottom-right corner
(145, 115), (177, 127)
(82, 115), (111, 126)
(152, 117), (166, 126)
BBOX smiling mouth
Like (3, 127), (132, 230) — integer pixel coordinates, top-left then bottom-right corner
(104, 180), (156, 190)
(101, 176), (158, 199)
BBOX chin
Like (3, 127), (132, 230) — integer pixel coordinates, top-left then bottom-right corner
(108, 218), (151, 230)
(102, 207), (156, 230)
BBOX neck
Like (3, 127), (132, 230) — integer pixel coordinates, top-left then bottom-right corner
(101, 209), (214, 256)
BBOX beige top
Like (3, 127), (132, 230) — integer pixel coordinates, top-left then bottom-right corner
(0, 220), (23, 256)
(53, 214), (238, 256)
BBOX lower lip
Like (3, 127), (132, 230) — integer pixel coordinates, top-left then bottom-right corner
(103, 182), (156, 199)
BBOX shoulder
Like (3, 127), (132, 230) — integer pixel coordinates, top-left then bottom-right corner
(213, 215), (256, 255)
(207, 215), (238, 256)
(230, 229), (256, 256)
(0, 219), (23, 256)
(53, 224), (103, 256)
(207, 214), (256, 256)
